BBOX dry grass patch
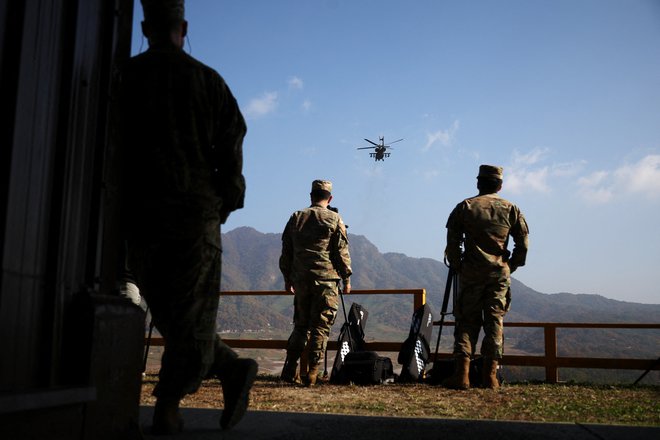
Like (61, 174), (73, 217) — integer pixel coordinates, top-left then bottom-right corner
(141, 374), (660, 426)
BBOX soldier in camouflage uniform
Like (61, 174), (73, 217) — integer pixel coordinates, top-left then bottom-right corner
(120, 0), (257, 433)
(443, 165), (529, 389)
(279, 180), (352, 386)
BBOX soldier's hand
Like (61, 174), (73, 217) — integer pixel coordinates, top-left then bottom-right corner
(343, 281), (351, 294)
(285, 281), (295, 294)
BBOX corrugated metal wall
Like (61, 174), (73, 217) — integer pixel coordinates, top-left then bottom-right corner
(0, 0), (137, 438)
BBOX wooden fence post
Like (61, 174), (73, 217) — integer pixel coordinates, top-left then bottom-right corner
(544, 325), (558, 383)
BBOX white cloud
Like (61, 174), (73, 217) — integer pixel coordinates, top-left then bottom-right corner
(578, 170), (609, 187)
(506, 166), (551, 194)
(424, 130), (450, 151)
(499, 148), (659, 202)
(614, 154), (660, 196)
(504, 148), (585, 195)
(511, 147), (549, 167)
(576, 154), (660, 203)
(505, 147), (551, 194)
(581, 186), (615, 204)
(245, 77), (307, 118)
(551, 160), (586, 177)
(423, 120), (459, 152)
(577, 171), (614, 204)
(245, 92), (278, 119)
(288, 76), (304, 90)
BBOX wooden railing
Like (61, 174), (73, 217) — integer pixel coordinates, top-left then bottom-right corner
(433, 321), (660, 383)
(146, 289), (660, 383)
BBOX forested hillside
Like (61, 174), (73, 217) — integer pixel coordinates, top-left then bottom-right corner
(217, 227), (660, 382)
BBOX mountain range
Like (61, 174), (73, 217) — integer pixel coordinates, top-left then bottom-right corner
(217, 227), (660, 378)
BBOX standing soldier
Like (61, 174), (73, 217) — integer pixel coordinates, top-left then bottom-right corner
(279, 180), (352, 386)
(120, 0), (257, 433)
(443, 165), (529, 389)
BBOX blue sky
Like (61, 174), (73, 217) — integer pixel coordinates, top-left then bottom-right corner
(131, 0), (660, 304)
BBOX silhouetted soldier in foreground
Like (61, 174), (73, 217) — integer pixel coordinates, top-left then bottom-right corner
(119, 0), (257, 433)
(443, 165), (529, 389)
(279, 180), (352, 386)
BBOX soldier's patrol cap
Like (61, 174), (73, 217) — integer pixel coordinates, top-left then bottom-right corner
(478, 164), (503, 180)
(311, 180), (332, 193)
(141, 0), (185, 23)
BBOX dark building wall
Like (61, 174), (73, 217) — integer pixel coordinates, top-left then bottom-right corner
(0, 0), (67, 391)
(0, 0), (140, 438)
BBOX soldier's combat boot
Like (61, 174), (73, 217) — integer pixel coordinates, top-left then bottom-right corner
(220, 358), (259, 430)
(280, 353), (301, 384)
(482, 358), (500, 389)
(152, 397), (184, 435)
(441, 356), (471, 390)
(304, 363), (320, 387)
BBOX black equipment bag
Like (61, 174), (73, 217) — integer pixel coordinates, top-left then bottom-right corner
(426, 356), (503, 386)
(397, 303), (434, 382)
(341, 351), (394, 385)
(330, 302), (368, 383)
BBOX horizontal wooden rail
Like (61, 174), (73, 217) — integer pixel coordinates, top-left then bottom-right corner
(145, 290), (660, 383)
(220, 288), (427, 310)
(472, 322), (660, 329)
(205, 339), (403, 353)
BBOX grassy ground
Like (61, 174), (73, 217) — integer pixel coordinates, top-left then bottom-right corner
(141, 374), (660, 426)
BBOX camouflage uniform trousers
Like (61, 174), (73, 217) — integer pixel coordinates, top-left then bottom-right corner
(286, 279), (340, 366)
(452, 268), (511, 360)
(127, 224), (237, 399)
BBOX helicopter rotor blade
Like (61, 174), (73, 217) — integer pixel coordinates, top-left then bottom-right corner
(356, 146), (374, 150)
(364, 138), (379, 146)
(386, 138), (404, 145)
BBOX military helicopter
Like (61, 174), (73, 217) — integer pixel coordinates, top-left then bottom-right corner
(357, 136), (404, 161)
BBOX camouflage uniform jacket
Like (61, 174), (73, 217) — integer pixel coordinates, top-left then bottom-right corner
(120, 43), (246, 238)
(446, 193), (529, 276)
(280, 205), (352, 284)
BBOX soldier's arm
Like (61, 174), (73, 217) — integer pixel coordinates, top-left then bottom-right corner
(279, 217), (294, 291)
(445, 228), (463, 271)
(332, 218), (352, 292)
(445, 204), (464, 271)
(212, 77), (247, 223)
(508, 209), (529, 273)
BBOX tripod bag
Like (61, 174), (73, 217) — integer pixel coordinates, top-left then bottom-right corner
(330, 302), (368, 383)
(341, 351), (394, 385)
(427, 355), (489, 386)
(330, 301), (394, 385)
(397, 303), (434, 382)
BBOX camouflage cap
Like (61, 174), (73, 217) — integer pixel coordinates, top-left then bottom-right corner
(478, 164), (503, 180)
(141, 0), (185, 23)
(311, 180), (332, 193)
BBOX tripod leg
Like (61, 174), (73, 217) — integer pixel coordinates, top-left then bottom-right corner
(633, 356), (660, 385)
(143, 310), (155, 373)
(323, 346), (329, 378)
(433, 318), (445, 359)
(434, 268), (454, 360)
(338, 287), (353, 351)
